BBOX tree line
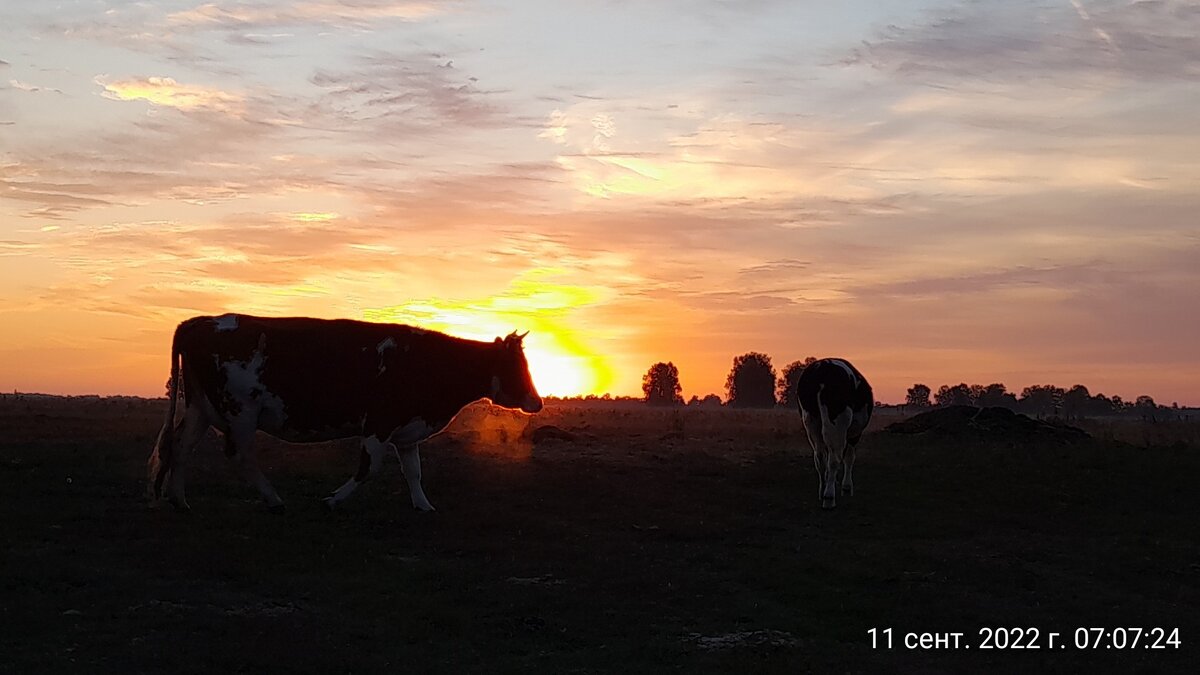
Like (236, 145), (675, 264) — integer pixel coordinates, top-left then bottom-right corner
(640, 355), (1181, 417)
(904, 383), (1172, 419)
(642, 353), (816, 409)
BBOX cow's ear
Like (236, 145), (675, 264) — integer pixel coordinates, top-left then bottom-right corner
(494, 337), (503, 345)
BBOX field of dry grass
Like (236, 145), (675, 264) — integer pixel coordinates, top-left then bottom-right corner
(1, 395), (1196, 673)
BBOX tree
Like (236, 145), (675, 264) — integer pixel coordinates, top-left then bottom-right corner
(725, 352), (777, 408)
(1110, 394), (1127, 413)
(977, 383), (1017, 409)
(777, 357), (817, 407)
(905, 384), (932, 408)
(642, 362), (683, 407)
(1062, 384), (1091, 419)
(1089, 393), (1116, 416)
(1020, 385), (1065, 417)
(688, 394), (722, 408)
(934, 383), (973, 407)
(1135, 395), (1159, 421)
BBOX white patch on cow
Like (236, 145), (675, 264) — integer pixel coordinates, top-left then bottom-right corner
(222, 348), (266, 401)
(375, 337), (397, 375)
(816, 393), (852, 509)
(325, 436), (389, 508)
(390, 420), (436, 512)
(220, 334), (286, 429)
(213, 314), (239, 332)
(827, 358), (860, 388)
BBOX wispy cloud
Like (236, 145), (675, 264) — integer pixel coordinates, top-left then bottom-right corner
(8, 79), (63, 94)
(842, 0), (1200, 83)
(97, 76), (244, 113)
(167, 1), (446, 31)
(309, 51), (521, 136)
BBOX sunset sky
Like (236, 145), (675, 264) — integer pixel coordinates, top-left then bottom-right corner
(2, 0), (1198, 404)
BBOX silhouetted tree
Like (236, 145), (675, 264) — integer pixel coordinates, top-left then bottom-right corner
(688, 394), (723, 408)
(935, 383), (973, 407)
(725, 352), (777, 408)
(777, 357), (817, 407)
(905, 384), (932, 408)
(1135, 395), (1159, 421)
(977, 383), (1017, 409)
(1020, 385), (1065, 417)
(1062, 384), (1091, 419)
(642, 361), (684, 407)
(1089, 393), (1116, 416)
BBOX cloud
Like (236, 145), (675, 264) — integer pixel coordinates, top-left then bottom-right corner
(8, 79), (64, 94)
(97, 76), (244, 113)
(308, 51), (520, 135)
(842, 0), (1200, 84)
(167, 1), (445, 31)
(542, 108), (853, 204)
(0, 240), (42, 257)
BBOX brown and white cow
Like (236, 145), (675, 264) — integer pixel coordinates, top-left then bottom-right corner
(148, 314), (542, 513)
(795, 358), (873, 509)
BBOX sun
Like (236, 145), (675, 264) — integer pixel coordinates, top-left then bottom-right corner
(522, 339), (600, 398)
(361, 272), (613, 398)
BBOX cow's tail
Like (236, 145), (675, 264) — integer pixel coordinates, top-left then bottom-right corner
(149, 325), (183, 500)
(817, 380), (851, 453)
(816, 383), (833, 429)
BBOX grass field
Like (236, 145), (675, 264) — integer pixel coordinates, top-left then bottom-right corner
(1, 396), (1196, 673)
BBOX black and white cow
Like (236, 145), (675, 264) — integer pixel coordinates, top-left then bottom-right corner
(795, 358), (874, 509)
(148, 314), (543, 513)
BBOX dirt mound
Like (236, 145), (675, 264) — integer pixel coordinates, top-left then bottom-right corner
(884, 405), (1090, 444)
(525, 424), (578, 443)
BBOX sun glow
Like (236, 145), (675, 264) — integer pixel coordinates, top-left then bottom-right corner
(362, 270), (613, 397)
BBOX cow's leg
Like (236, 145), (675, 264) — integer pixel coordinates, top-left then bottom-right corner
(844, 408), (870, 496)
(802, 409), (827, 505)
(226, 429), (285, 513)
(841, 442), (857, 496)
(806, 429), (826, 502)
(820, 408), (851, 509)
(397, 444), (435, 512)
(163, 405), (208, 512)
(324, 436), (388, 509)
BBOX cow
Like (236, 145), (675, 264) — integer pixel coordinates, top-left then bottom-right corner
(795, 358), (874, 509)
(147, 314), (543, 513)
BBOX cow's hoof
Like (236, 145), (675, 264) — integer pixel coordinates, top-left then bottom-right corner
(267, 503), (286, 515)
(321, 497), (337, 512)
(168, 497), (191, 513)
(821, 499), (837, 510)
(412, 503), (436, 513)
(841, 486), (854, 496)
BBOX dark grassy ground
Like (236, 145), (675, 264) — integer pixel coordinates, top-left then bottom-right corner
(1, 397), (1196, 673)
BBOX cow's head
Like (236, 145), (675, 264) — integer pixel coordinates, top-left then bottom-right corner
(490, 331), (543, 414)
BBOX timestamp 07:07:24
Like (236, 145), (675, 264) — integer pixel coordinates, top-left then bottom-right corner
(867, 627), (1181, 650)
